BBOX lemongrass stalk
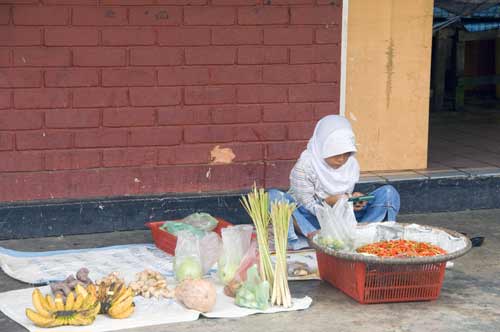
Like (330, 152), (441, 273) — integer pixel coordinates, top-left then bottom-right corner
(270, 201), (295, 308)
(240, 185), (274, 290)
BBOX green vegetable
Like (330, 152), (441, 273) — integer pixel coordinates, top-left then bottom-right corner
(174, 256), (203, 282)
(218, 262), (239, 285)
(318, 235), (344, 250)
(235, 265), (269, 310)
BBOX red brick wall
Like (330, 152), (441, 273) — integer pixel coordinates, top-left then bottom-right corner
(0, 0), (341, 202)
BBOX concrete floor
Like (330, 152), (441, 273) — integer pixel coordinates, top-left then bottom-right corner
(0, 209), (499, 332)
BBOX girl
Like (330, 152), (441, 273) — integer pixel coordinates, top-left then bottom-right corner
(269, 115), (400, 250)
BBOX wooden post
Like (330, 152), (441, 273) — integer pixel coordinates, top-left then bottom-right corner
(455, 31), (465, 112)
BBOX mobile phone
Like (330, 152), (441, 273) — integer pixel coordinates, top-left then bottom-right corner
(348, 195), (375, 203)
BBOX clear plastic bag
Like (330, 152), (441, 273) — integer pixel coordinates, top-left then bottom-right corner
(235, 264), (270, 310)
(316, 196), (357, 251)
(199, 232), (222, 274)
(174, 231), (203, 282)
(218, 225), (253, 285)
(182, 213), (219, 232)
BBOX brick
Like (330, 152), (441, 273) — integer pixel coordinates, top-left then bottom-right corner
(212, 28), (262, 45)
(130, 87), (181, 106)
(290, 45), (339, 64)
(73, 7), (128, 26)
(73, 47), (126, 67)
(0, 151), (43, 172)
(263, 65), (312, 83)
(73, 88), (128, 108)
(0, 133), (12, 150)
(16, 130), (73, 150)
(0, 90), (10, 109)
(45, 150), (101, 171)
(267, 141), (307, 160)
(0, 6), (10, 24)
(268, 0), (313, 3)
(264, 28), (313, 45)
(0, 110), (42, 129)
(102, 28), (156, 46)
(0, 69), (41, 87)
(211, 66), (261, 84)
(238, 7), (288, 25)
(129, 7), (182, 25)
(102, 68), (156, 87)
(14, 89), (69, 109)
(129, 127), (182, 146)
(316, 27), (341, 44)
(101, 0), (155, 4)
(75, 129), (127, 147)
(184, 7), (235, 25)
(314, 63), (339, 82)
(46, 109), (100, 128)
(103, 108), (155, 127)
(13, 6), (69, 25)
(235, 123), (287, 141)
(158, 67), (209, 86)
(130, 47), (183, 66)
(156, 0), (207, 3)
(237, 46), (288, 64)
(186, 46), (236, 65)
(289, 84), (338, 102)
(291, 6), (341, 25)
(212, 0), (258, 4)
(158, 144), (210, 165)
(185, 86), (236, 105)
(158, 28), (210, 46)
(265, 160), (294, 188)
(13, 47), (70, 66)
(0, 28), (40, 46)
(263, 103), (314, 122)
(103, 148), (157, 167)
(45, 69), (98, 87)
(43, 0), (99, 4)
(157, 106), (211, 125)
(212, 105), (261, 124)
(286, 122), (315, 140)
(314, 102), (339, 119)
(0, 49), (9, 66)
(184, 125), (234, 143)
(237, 85), (287, 103)
(45, 28), (99, 46)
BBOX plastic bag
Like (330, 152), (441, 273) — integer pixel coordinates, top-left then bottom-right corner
(235, 264), (270, 310)
(316, 196), (358, 251)
(218, 225), (253, 285)
(160, 221), (205, 237)
(199, 232), (222, 274)
(182, 213), (219, 232)
(223, 240), (259, 297)
(174, 231), (203, 282)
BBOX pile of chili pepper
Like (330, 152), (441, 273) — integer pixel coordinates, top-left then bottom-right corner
(356, 239), (447, 257)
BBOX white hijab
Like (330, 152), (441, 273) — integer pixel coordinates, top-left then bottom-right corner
(300, 115), (360, 195)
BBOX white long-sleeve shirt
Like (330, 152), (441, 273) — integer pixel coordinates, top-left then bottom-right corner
(288, 157), (356, 215)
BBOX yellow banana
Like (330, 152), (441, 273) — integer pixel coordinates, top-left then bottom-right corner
(69, 314), (95, 326)
(81, 293), (97, 310)
(54, 294), (65, 311)
(65, 292), (75, 310)
(32, 289), (51, 318)
(87, 283), (97, 298)
(72, 294), (84, 310)
(45, 295), (56, 311)
(74, 284), (88, 298)
(25, 308), (57, 328)
(113, 287), (133, 306)
(109, 304), (134, 319)
(108, 295), (134, 318)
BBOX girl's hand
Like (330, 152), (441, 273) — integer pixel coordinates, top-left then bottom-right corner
(352, 192), (368, 211)
(325, 194), (347, 206)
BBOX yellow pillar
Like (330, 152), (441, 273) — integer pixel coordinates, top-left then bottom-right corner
(345, 0), (434, 171)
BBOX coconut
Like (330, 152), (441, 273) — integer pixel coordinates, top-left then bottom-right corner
(175, 279), (216, 313)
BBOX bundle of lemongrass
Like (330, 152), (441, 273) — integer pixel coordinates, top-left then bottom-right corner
(270, 200), (295, 308)
(240, 185), (274, 291)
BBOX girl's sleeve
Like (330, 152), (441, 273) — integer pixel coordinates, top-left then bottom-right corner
(289, 159), (322, 215)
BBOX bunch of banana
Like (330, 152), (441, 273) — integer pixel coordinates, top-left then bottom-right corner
(25, 288), (100, 328)
(78, 282), (135, 319)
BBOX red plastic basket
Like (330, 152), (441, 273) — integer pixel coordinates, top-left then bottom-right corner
(146, 218), (233, 255)
(316, 251), (446, 304)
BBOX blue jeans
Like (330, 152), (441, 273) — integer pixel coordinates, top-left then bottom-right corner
(268, 185), (400, 250)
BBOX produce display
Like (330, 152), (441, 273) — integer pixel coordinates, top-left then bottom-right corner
(175, 279), (216, 313)
(25, 288), (100, 328)
(83, 277), (135, 319)
(235, 265), (270, 310)
(356, 240), (447, 257)
(129, 269), (172, 299)
(50, 268), (93, 298)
